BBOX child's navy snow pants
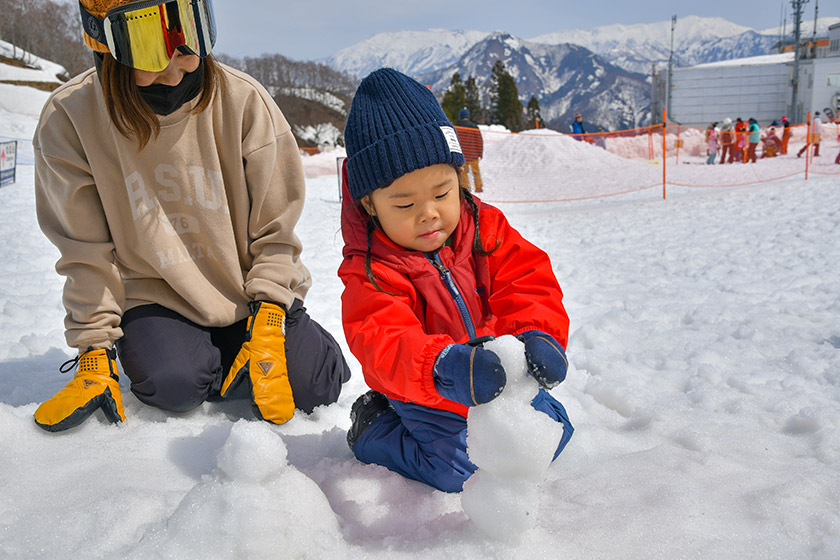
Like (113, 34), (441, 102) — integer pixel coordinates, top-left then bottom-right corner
(352, 389), (573, 492)
(116, 300), (350, 414)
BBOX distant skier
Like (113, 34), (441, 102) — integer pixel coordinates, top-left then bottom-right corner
(594, 127), (607, 149)
(706, 123), (719, 164)
(719, 118), (734, 164)
(798, 111), (822, 158)
(571, 112), (586, 140)
(835, 131), (840, 164)
(733, 118), (747, 162)
(761, 125), (781, 158)
(747, 118), (760, 163)
(455, 107), (484, 193)
(780, 116), (792, 155)
(340, 69), (574, 493)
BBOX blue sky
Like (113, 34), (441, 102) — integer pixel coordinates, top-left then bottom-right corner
(210, 0), (811, 61)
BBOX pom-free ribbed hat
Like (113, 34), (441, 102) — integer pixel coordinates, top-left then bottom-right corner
(344, 68), (465, 201)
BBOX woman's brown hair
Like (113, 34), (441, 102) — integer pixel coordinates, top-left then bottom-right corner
(99, 55), (224, 149)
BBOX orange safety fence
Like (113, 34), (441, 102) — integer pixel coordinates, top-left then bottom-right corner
(301, 115), (840, 203)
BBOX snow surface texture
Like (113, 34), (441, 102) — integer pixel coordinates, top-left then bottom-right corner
(462, 335), (566, 543)
(2, 54), (840, 558)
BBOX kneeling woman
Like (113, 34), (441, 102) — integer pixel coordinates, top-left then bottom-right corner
(33, 0), (349, 431)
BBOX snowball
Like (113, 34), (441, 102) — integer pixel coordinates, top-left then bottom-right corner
(461, 335), (567, 541)
(466, 335), (565, 478)
(461, 470), (538, 543)
(467, 396), (564, 478)
(216, 420), (288, 483)
(127, 420), (345, 558)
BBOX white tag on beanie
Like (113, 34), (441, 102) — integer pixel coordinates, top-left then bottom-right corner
(440, 126), (463, 154)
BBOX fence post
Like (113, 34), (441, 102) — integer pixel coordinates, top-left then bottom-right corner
(662, 109), (667, 200)
(805, 112), (810, 181)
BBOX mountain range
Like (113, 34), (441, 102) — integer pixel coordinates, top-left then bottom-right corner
(418, 32), (651, 132)
(9, 15), (838, 144)
(323, 15), (840, 132)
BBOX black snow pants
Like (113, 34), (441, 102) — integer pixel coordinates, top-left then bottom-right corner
(115, 300), (350, 415)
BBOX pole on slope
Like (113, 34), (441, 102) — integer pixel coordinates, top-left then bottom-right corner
(667, 15), (676, 119)
(662, 109), (667, 200)
(804, 111), (811, 180)
(790, 0), (809, 123)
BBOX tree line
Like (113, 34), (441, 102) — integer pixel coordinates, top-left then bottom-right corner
(215, 53), (356, 101)
(442, 60), (544, 132)
(0, 0), (90, 78)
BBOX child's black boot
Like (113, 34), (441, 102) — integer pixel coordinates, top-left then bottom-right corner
(347, 390), (391, 449)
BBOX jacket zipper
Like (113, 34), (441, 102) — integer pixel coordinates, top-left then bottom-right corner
(427, 251), (477, 340)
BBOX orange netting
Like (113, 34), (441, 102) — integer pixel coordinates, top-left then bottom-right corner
(302, 117), (840, 203)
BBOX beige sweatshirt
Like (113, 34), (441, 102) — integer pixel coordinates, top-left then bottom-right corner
(33, 63), (311, 351)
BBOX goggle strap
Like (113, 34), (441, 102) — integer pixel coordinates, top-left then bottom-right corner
(79, 3), (108, 46)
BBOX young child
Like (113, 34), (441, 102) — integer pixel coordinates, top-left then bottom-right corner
(706, 123), (718, 165)
(338, 68), (573, 493)
(836, 131), (840, 165)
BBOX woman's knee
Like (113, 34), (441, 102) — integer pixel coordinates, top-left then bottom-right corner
(118, 304), (222, 413)
(127, 369), (214, 412)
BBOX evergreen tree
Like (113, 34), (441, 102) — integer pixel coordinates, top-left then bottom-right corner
(464, 75), (483, 123)
(441, 73), (466, 124)
(490, 60), (523, 132)
(526, 96), (545, 129)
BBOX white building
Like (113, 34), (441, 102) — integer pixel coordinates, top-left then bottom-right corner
(652, 26), (840, 128)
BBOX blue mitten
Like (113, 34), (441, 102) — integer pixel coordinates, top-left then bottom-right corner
(433, 343), (506, 406)
(517, 330), (568, 389)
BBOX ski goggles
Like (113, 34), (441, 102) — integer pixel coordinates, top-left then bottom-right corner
(80, 0), (216, 72)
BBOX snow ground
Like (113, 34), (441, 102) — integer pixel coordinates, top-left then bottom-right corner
(1, 58), (840, 558)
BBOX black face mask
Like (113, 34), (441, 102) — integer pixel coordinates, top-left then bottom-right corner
(137, 59), (204, 116)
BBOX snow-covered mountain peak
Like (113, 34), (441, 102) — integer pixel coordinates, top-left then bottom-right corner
(323, 28), (489, 78)
(529, 15), (753, 52)
(759, 17), (840, 37)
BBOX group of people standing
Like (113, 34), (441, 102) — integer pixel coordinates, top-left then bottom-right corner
(707, 111), (839, 165)
(706, 117), (792, 164)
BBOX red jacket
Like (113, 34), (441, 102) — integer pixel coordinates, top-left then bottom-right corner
(338, 166), (569, 417)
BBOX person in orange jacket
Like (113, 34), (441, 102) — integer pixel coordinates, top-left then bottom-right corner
(733, 118), (747, 163)
(339, 69), (573, 492)
(780, 116), (792, 155)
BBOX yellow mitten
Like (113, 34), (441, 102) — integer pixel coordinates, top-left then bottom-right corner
(221, 301), (295, 424)
(34, 348), (126, 432)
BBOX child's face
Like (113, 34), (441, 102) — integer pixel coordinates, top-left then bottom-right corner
(361, 164), (461, 253)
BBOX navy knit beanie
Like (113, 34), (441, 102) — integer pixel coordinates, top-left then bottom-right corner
(344, 68), (465, 201)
